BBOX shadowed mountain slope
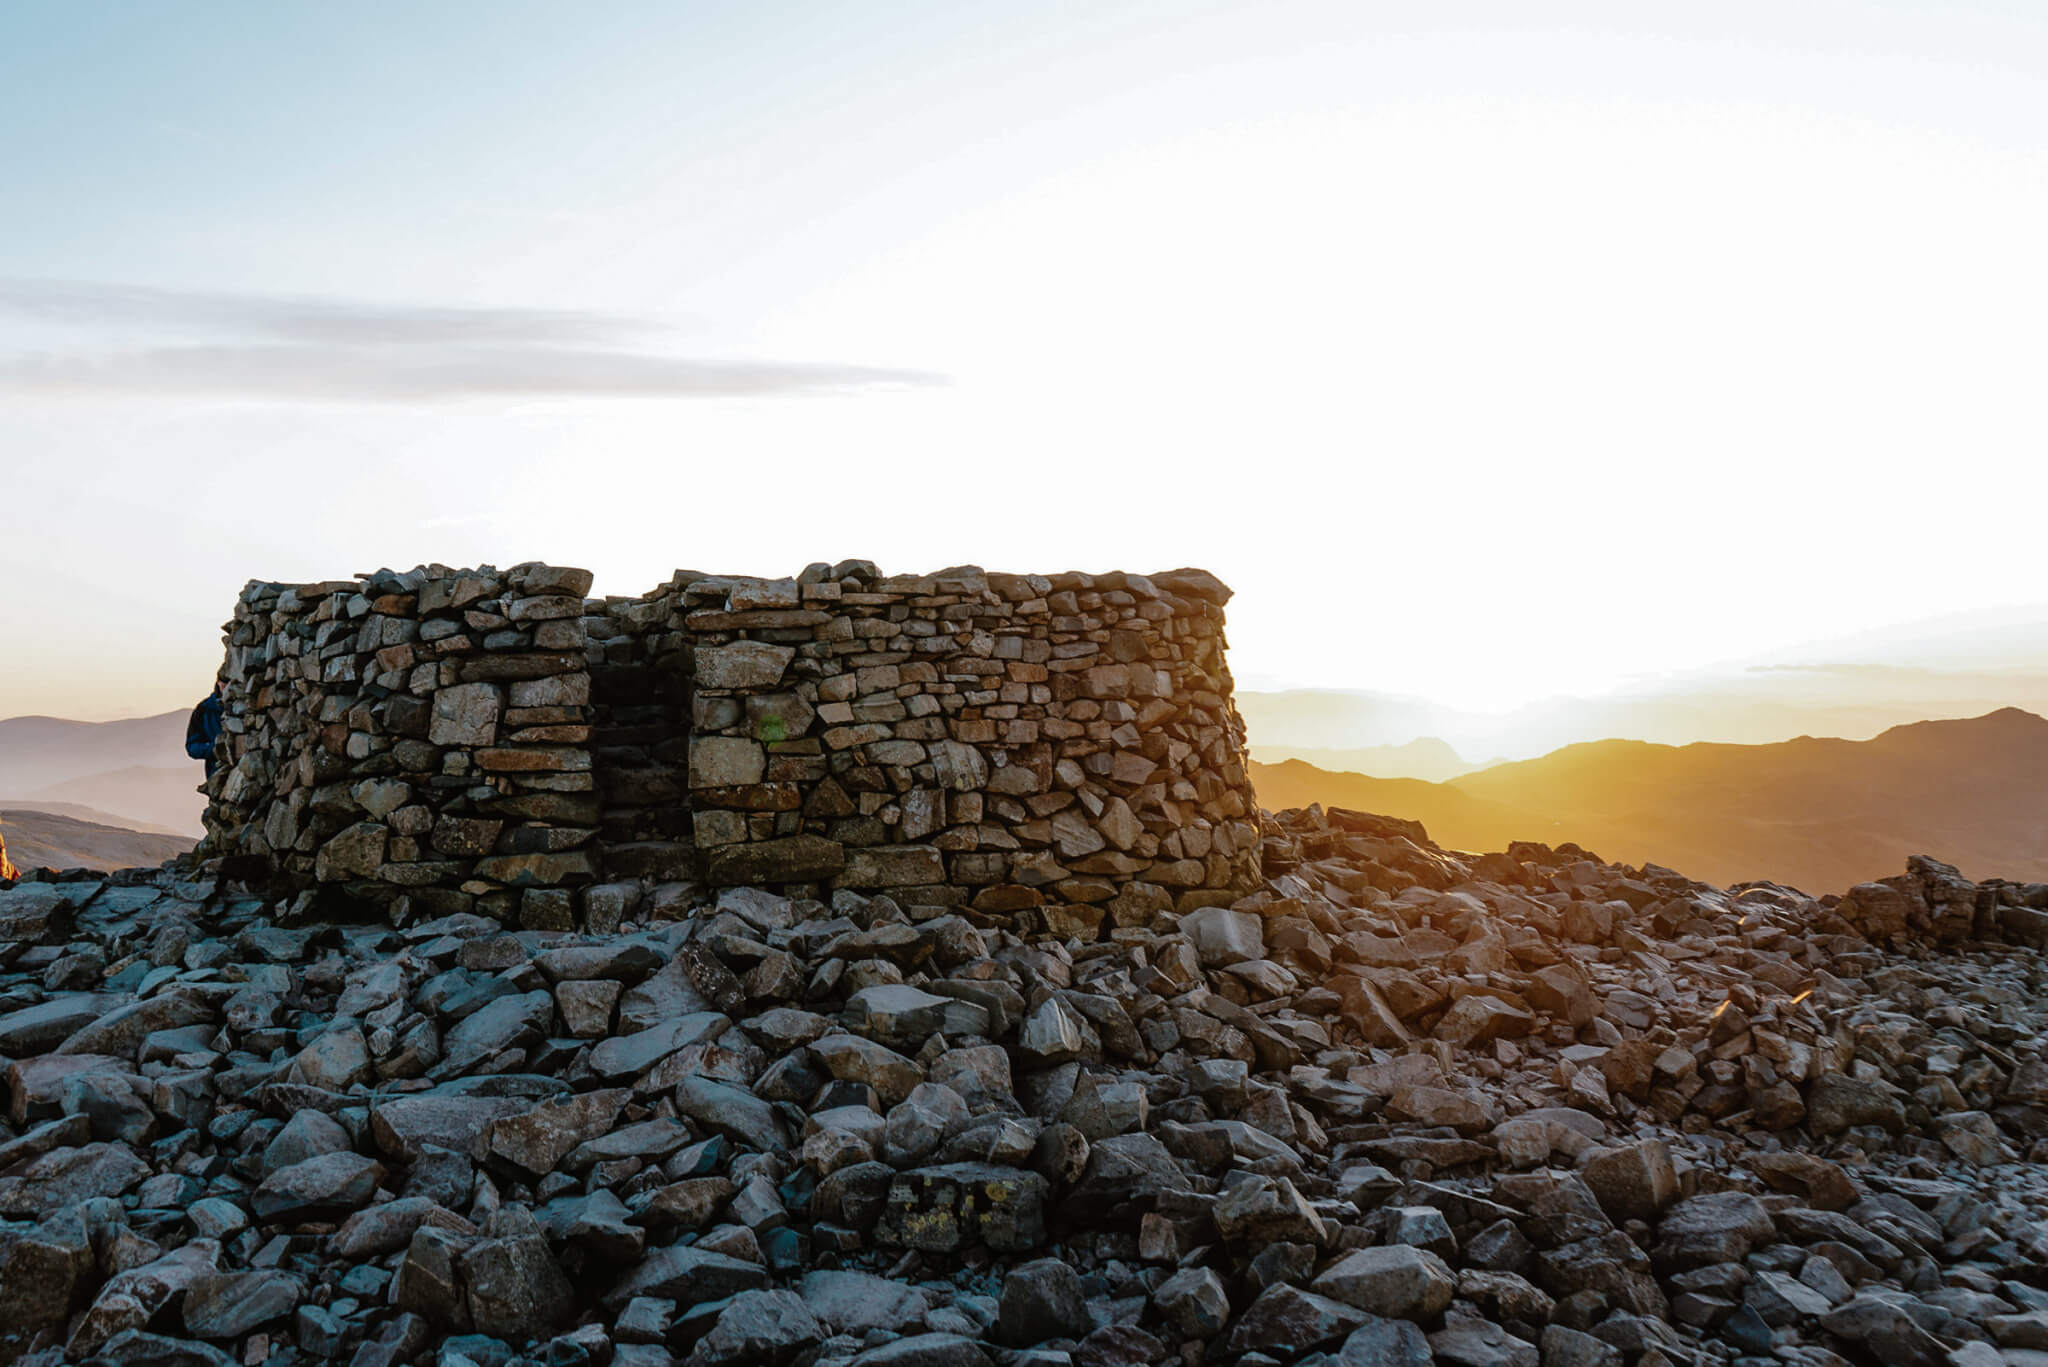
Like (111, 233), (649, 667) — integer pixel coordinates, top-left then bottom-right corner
(1253, 707), (2048, 892)
(0, 712), (208, 837)
(0, 807), (195, 873)
(17, 765), (207, 838)
(1247, 735), (1488, 782)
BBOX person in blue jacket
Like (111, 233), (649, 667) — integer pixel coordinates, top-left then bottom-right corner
(187, 680), (225, 779)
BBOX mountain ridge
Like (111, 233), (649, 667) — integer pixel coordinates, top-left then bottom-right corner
(0, 807), (195, 873)
(0, 711), (207, 837)
(1251, 705), (2048, 893)
(0, 709), (190, 790)
(1247, 735), (1490, 783)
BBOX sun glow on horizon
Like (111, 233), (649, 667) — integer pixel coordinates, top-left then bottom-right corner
(3, 4), (2048, 730)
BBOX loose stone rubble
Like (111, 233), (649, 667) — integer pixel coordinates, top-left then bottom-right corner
(5, 805), (2048, 1367)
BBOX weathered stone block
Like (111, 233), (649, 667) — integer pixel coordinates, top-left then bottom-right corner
(509, 674), (591, 708)
(473, 851), (598, 887)
(430, 683), (503, 746)
(316, 823), (388, 882)
(707, 836), (847, 884)
(696, 642), (796, 690)
(836, 846), (947, 889)
(874, 1163), (1049, 1253)
(690, 737), (766, 788)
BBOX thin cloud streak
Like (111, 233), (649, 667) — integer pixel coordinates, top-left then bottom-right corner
(0, 279), (943, 401)
(0, 278), (665, 347)
(0, 345), (943, 402)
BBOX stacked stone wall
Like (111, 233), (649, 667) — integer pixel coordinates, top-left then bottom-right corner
(650, 562), (1260, 931)
(199, 563), (600, 927)
(199, 560), (1261, 930)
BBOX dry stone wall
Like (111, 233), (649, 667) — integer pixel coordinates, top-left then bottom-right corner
(199, 563), (601, 929)
(634, 561), (1260, 929)
(200, 560), (1260, 931)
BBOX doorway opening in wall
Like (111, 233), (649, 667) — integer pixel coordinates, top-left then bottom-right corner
(587, 613), (696, 888)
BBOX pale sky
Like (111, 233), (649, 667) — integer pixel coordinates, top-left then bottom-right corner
(4, 1), (2047, 732)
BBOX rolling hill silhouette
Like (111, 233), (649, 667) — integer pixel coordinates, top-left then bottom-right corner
(0, 711), (189, 790)
(0, 711), (206, 837)
(1250, 707), (2048, 893)
(0, 808), (194, 873)
(1246, 735), (1490, 782)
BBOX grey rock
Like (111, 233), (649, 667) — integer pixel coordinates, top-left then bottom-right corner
(83, 1329), (235, 1367)
(1335, 1316), (1435, 1367)
(1580, 1138), (1677, 1223)
(675, 1076), (790, 1152)
(0, 1208), (94, 1342)
(563, 1117), (692, 1173)
(56, 991), (211, 1059)
(687, 1288), (824, 1367)
(0, 993), (125, 1054)
(262, 1109), (351, 1176)
(290, 1025), (372, 1090)
(998, 1257), (1090, 1346)
(1652, 1192), (1777, 1271)
(1747, 1268), (1834, 1325)
(461, 1228), (574, 1340)
(604, 1243), (770, 1309)
(844, 984), (957, 1051)
(182, 1271), (301, 1340)
(566, 1188), (648, 1261)
(1214, 1174), (1328, 1246)
(1224, 1284), (1369, 1358)
(370, 1092), (529, 1161)
(331, 1196), (476, 1259)
(1430, 1317), (1539, 1367)
(798, 1269), (933, 1334)
(589, 1012), (730, 1079)
(0, 1141), (152, 1218)
(1538, 1325), (1622, 1367)
(1154, 1267), (1231, 1339)
(1807, 1073), (1908, 1136)
(478, 1086), (630, 1178)
(1182, 906), (1263, 966)
(810, 1033), (926, 1105)
(875, 1163), (1050, 1253)
(1818, 1292), (1953, 1367)
(1017, 996), (1098, 1065)
(533, 940), (663, 982)
(434, 989), (554, 1077)
(251, 1151), (384, 1222)
(1534, 1231), (1669, 1317)
(883, 1083), (971, 1167)
(847, 1334), (995, 1367)
(1312, 1244), (1457, 1320)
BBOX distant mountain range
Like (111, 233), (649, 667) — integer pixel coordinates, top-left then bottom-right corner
(1246, 736), (1494, 783)
(0, 710), (206, 838)
(1239, 601), (2048, 762)
(1250, 707), (2048, 893)
(0, 807), (194, 873)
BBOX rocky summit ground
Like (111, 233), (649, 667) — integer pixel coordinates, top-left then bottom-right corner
(4, 809), (2048, 1367)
